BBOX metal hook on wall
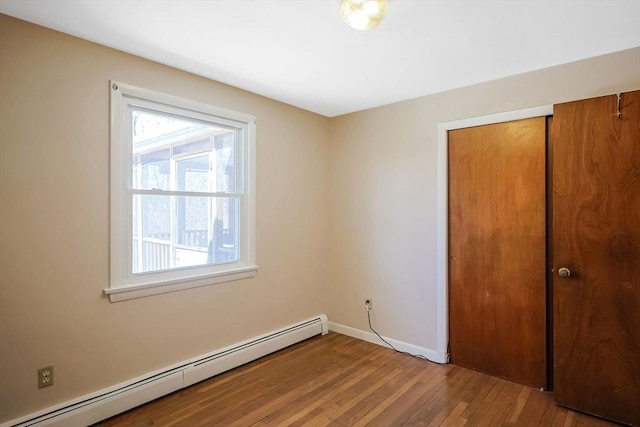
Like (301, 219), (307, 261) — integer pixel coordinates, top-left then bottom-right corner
(616, 93), (622, 119)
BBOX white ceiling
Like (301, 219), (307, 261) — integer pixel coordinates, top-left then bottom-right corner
(1, 0), (639, 117)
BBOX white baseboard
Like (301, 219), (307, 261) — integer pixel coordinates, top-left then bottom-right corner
(2, 315), (328, 427)
(328, 321), (448, 364)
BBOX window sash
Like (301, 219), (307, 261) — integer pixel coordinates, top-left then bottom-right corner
(127, 104), (245, 195)
(131, 193), (240, 274)
(132, 189), (242, 198)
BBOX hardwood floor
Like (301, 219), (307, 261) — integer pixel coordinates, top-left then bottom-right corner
(94, 332), (620, 426)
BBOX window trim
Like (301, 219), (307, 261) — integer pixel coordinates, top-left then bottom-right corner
(106, 81), (257, 302)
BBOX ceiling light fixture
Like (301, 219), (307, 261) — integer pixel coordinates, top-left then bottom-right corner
(340, 0), (387, 31)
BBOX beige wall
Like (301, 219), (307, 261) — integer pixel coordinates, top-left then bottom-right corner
(0, 14), (330, 421)
(327, 47), (640, 348)
(2, 11), (640, 423)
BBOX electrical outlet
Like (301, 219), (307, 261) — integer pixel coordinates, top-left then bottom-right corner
(38, 366), (54, 389)
(365, 298), (373, 310)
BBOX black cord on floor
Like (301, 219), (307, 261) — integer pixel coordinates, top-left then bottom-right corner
(366, 308), (445, 364)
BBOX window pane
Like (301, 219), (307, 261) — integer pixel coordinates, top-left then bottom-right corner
(176, 194), (209, 248)
(132, 194), (171, 274)
(135, 149), (171, 191)
(176, 155), (209, 192)
(207, 197), (239, 265)
(213, 132), (236, 193)
(132, 194), (239, 274)
(132, 109), (237, 193)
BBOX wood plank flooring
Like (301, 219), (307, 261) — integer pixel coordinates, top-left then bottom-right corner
(94, 332), (620, 426)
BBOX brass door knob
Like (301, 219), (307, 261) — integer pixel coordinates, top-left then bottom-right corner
(558, 267), (571, 278)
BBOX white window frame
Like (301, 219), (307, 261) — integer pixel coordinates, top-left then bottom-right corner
(105, 81), (257, 302)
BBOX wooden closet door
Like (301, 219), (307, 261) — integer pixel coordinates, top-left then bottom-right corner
(448, 117), (547, 389)
(553, 91), (640, 426)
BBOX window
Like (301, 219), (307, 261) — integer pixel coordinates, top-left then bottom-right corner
(106, 81), (257, 302)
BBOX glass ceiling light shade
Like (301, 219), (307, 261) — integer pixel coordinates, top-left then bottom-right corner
(340, 0), (387, 31)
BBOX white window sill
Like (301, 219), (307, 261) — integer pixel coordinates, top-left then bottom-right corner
(104, 266), (259, 302)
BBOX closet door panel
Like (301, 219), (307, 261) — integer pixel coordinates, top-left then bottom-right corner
(552, 91), (640, 426)
(449, 117), (547, 389)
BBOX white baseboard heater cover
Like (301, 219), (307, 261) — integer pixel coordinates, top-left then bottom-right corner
(3, 315), (328, 427)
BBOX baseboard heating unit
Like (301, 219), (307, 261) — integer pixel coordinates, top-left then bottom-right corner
(3, 315), (328, 427)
